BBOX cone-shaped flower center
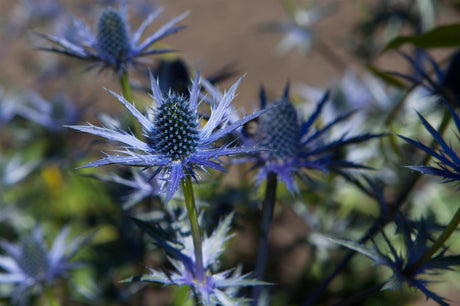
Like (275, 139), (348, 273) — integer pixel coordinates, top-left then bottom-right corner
(149, 94), (200, 160)
(96, 9), (130, 66)
(18, 236), (50, 279)
(256, 99), (300, 159)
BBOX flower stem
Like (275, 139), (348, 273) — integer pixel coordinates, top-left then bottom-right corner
(119, 70), (133, 103)
(118, 70), (142, 138)
(44, 286), (61, 306)
(181, 175), (205, 282)
(405, 205), (460, 276)
(252, 171), (278, 305)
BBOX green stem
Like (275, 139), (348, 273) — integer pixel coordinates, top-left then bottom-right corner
(44, 286), (60, 306)
(181, 175), (205, 282)
(406, 205), (460, 276)
(119, 70), (133, 103)
(118, 70), (142, 138)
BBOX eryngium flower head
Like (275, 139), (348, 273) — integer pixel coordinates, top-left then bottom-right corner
(243, 85), (381, 194)
(69, 72), (264, 202)
(127, 213), (265, 305)
(0, 227), (93, 304)
(35, 3), (188, 74)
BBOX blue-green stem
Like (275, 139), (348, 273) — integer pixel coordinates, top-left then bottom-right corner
(252, 171), (278, 305)
(181, 175), (205, 282)
(118, 70), (142, 138)
(119, 70), (133, 103)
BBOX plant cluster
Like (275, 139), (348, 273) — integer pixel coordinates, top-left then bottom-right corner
(2, 0), (460, 305)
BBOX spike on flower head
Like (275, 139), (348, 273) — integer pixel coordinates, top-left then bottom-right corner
(96, 8), (131, 68)
(147, 94), (200, 161)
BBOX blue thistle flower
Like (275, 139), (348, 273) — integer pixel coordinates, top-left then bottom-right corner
(35, 3), (188, 74)
(399, 101), (460, 183)
(69, 72), (265, 202)
(128, 212), (265, 305)
(0, 227), (93, 304)
(240, 84), (382, 194)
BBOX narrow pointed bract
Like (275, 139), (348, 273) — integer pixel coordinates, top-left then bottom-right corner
(69, 72), (265, 202)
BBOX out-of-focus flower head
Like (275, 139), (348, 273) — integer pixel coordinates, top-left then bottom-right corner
(0, 154), (39, 188)
(35, 2), (188, 75)
(0, 88), (20, 125)
(236, 84), (382, 194)
(127, 212), (265, 305)
(258, 0), (333, 55)
(297, 70), (396, 122)
(0, 227), (93, 304)
(69, 72), (265, 202)
(15, 91), (81, 133)
(95, 167), (162, 210)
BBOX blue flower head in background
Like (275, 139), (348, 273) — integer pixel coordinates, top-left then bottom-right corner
(0, 227), (93, 304)
(258, 0), (334, 55)
(69, 72), (265, 202)
(242, 84), (382, 194)
(128, 212), (264, 305)
(35, 2), (188, 74)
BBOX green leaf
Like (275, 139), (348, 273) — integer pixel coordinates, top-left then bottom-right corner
(366, 64), (406, 89)
(383, 24), (460, 52)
